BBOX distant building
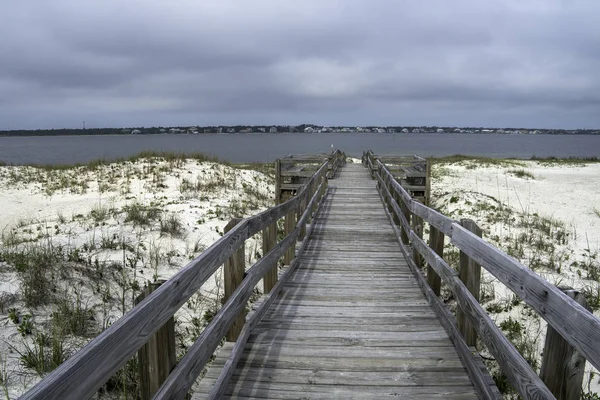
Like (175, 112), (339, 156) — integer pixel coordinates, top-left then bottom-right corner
(401, 128), (409, 133)
(169, 128), (182, 134)
(159, 128), (166, 134)
(412, 128), (420, 133)
(269, 126), (277, 133)
(131, 129), (142, 134)
(227, 128), (236, 133)
(304, 127), (315, 133)
(437, 128), (444, 133)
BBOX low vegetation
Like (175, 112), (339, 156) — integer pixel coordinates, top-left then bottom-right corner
(430, 159), (600, 398)
(507, 168), (535, 179)
(0, 155), (275, 397)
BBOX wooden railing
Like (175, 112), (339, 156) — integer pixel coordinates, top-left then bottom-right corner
(364, 150), (600, 400)
(362, 150), (430, 205)
(276, 149), (345, 203)
(21, 160), (331, 400)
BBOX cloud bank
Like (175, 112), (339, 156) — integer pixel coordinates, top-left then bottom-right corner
(1, 0), (599, 129)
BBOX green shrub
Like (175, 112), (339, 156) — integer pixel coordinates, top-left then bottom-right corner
(123, 202), (161, 226)
(52, 291), (96, 337)
(507, 169), (535, 179)
(160, 213), (185, 238)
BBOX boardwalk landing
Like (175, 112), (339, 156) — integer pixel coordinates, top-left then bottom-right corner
(194, 163), (479, 399)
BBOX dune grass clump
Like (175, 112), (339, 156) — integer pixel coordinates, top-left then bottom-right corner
(123, 202), (161, 227)
(13, 331), (68, 376)
(431, 154), (525, 169)
(507, 169), (535, 179)
(160, 213), (185, 238)
(530, 155), (599, 165)
(2, 243), (62, 307)
(52, 291), (96, 337)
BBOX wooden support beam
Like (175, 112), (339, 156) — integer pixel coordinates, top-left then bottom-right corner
(135, 282), (176, 400)
(224, 218), (246, 342)
(411, 201), (423, 268)
(457, 219), (482, 347)
(262, 221), (277, 293)
(427, 226), (444, 296)
(284, 208), (296, 265)
(540, 288), (590, 400)
(274, 158), (281, 205)
(400, 202), (411, 245)
(425, 159), (431, 207)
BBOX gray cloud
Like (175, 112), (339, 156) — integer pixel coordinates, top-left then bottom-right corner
(1, 0), (599, 129)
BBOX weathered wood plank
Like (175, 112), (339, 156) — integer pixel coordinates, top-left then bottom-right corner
(155, 179), (329, 399)
(376, 177), (502, 400)
(206, 184), (329, 399)
(540, 288), (591, 400)
(451, 222), (600, 372)
(218, 383), (479, 399)
(457, 219), (482, 347)
(411, 232), (554, 399)
(194, 161), (482, 400)
(427, 226), (444, 296)
(224, 218), (246, 342)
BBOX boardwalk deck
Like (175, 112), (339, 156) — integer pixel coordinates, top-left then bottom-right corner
(194, 163), (479, 399)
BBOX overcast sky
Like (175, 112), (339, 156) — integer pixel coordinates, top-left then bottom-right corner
(1, 0), (599, 129)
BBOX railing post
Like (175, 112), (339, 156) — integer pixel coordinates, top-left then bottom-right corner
(262, 220), (277, 293)
(385, 173), (401, 229)
(390, 185), (401, 227)
(274, 158), (281, 205)
(298, 188), (307, 241)
(400, 201), (411, 245)
(136, 281), (176, 400)
(411, 201), (423, 267)
(457, 218), (482, 346)
(427, 226), (444, 296)
(425, 159), (431, 207)
(284, 202), (296, 265)
(224, 218), (246, 342)
(540, 287), (590, 400)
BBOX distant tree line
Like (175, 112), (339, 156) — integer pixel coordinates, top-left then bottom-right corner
(1, 125), (598, 136)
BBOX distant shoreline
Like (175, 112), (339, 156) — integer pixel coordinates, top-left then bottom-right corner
(2, 132), (599, 166)
(1, 130), (599, 138)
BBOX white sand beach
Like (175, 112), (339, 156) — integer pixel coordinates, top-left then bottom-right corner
(0, 157), (274, 398)
(431, 159), (600, 397)
(0, 157), (599, 398)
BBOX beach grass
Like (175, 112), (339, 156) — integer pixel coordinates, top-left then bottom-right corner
(430, 154), (526, 169)
(507, 168), (535, 179)
(13, 150), (222, 171)
(530, 155), (599, 165)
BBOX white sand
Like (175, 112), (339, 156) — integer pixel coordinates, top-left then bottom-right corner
(0, 159), (274, 398)
(1, 158), (599, 397)
(431, 159), (600, 396)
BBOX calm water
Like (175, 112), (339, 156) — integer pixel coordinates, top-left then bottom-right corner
(0, 133), (598, 165)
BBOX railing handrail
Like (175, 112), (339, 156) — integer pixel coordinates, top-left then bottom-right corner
(367, 151), (600, 399)
(21, 161), (330, 400)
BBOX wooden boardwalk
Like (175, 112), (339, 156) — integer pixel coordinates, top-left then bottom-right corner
(195, 163), (478, 399)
